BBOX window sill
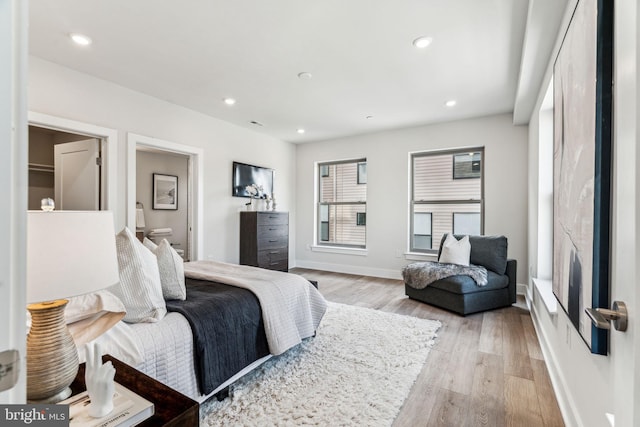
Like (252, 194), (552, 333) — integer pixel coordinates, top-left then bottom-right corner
(532, 278), (557, 315)
(404, 252), (438, 261)
(311, 245), (368, 256)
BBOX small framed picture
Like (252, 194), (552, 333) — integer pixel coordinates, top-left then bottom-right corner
(153, 173), (178, 210)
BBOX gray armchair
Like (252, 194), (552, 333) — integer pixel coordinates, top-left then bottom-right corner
(404, 234), (517, 315)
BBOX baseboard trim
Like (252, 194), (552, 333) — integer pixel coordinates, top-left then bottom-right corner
(517, 283), (528, 296)
(529, 292), (581, 427)
(294, 260), (402, 280)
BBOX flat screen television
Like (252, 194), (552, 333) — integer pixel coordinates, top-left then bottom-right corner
(232, 161), (274, 198)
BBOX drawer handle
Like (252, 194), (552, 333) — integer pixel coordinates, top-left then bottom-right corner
(269, 251), (279, 254)
(270, 262), (280, 266)
(269, 239), (278, 242)
(269, 228), (277, 231)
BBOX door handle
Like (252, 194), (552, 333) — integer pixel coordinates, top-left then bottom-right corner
(585, 301), (628, 332)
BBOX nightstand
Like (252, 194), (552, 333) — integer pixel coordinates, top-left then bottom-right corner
(70, 355), (199, 427)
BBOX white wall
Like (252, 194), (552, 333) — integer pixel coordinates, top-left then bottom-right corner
(527, 0), (640, 425)
(295, 114), (528, 283)
(28, 57), (297, 265)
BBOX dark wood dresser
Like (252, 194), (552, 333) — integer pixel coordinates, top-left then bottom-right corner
(240, 211), (289, 271)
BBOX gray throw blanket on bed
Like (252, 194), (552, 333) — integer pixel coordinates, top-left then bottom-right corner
(183, 260), (327, 356)
(402, 261), (488, 290)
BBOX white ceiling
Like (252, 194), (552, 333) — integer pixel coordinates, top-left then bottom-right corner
(29, 0), (564, 143)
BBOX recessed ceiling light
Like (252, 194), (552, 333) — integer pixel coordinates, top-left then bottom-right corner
(70, 33), (92, 46)
(445, 100), (457, 107)
(223, 98), (236, 106)
(412, 36), (433, 49)
(297, 72), (313, 80)
(297, 128), (306, 134)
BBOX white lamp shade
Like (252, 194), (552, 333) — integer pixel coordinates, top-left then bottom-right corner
(27, 211), (120, 304)
(135, 208), (146, 229)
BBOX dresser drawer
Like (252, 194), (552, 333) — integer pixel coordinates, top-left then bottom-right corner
(257, 224), (288, 239)
(258, 248), (288, 265)
(256, 213), (288, 226)
(258, 258), (289, 271)
(257, 234), (288, 249)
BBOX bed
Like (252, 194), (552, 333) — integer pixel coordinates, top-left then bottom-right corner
(69, 228), (327, 403)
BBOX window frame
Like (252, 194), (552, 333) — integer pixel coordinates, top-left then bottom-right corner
(410, 148), (484, 254)
(317, 158), (367, 249)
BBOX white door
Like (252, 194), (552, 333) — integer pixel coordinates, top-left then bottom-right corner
(54, 139), (100, 210)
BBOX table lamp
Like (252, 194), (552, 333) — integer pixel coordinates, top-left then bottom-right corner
(26, 210), (119, 402)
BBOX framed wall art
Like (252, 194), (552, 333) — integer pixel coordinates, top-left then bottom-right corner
(552, 0), (613, 355)
(153, 173), (178, 210)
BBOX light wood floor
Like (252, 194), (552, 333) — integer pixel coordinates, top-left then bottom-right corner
(290, 268), (565, 427)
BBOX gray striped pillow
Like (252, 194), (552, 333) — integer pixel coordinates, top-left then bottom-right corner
(109, 228), (166, 323)
(144, 238), (186, 301)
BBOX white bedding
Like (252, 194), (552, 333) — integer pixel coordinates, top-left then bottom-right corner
(120, 262), (327, 402)
(129, 312), (200, 399)
(184, 260), (327, 355)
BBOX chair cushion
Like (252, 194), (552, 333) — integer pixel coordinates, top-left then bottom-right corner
(438, 234), (508, 274)
(428, 269), (509, 295)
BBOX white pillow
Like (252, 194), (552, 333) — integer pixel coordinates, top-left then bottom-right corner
(142, 237), (157, 252)
(154, 239), (186, 301)
(109, 227), (167, 323)
(65, 290), (126, 347)
(76, 321), (144, 366)
(438, 234), (471, 266)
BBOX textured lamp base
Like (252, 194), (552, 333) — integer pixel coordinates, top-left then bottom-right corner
(27, 300), (79, 402)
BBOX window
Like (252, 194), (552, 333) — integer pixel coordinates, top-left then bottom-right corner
(357, 162), (367, 184)
(317, 159), (367, 248)
(453, 153), (482, 179)
(413, 212), (432, 250)
(410, 148), (483, 253)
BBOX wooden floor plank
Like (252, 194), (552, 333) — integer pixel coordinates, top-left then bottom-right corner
(504, 376), (545, 427)
(478, 311), (504, 355)
(393, 349), (450, 427)
(531, 359), (564, 427)
(290, 268), (565, 427)
(465, 352), (506, 427)
(427, 389), (470, 427)
(521, 314), (545, 360)
(502, 310), (534, 380)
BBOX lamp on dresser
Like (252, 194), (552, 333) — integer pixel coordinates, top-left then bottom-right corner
(26, 210), (119, 402)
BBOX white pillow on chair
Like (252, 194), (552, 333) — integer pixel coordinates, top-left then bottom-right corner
(438, 234), (471, 266)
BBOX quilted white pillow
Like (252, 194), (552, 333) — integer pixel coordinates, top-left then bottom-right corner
(154, 239), (186, 301)
(438, 234), (471, 266)
(109, 227), (166, 323)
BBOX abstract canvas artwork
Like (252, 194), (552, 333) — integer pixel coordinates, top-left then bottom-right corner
(552, 0), (613, 355)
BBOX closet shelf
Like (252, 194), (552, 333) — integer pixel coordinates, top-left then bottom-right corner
(28, 163), (54, 173)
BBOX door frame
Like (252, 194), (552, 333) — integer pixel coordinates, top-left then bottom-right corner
(126, 133), (203, 260)
(0, 0), (28, 404)
(28, 112), (119, 225)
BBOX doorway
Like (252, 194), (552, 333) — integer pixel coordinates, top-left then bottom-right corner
(28, 125), (102, 211)
(28, 112), (120, 226)
(127, 133), (203, 261)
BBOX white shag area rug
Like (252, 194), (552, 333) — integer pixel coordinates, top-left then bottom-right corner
(201, 302), (441, 426)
